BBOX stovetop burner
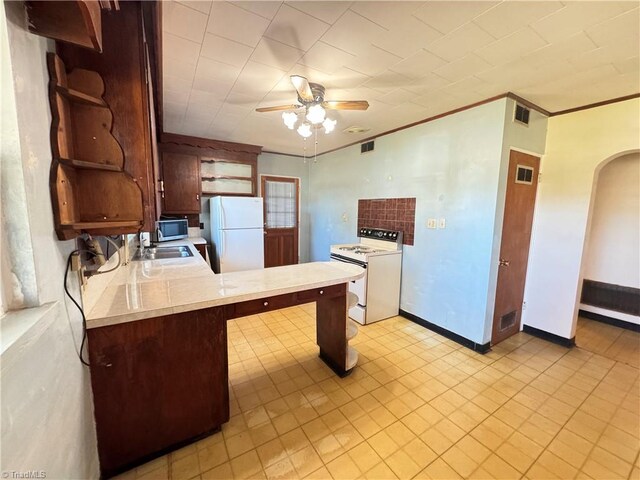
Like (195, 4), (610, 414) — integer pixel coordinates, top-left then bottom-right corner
(338, 246), (382, 254)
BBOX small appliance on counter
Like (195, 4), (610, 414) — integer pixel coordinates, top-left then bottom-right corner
(210, 196), (265, 273)
(152, 218), (188, 242)
(330, 228), (403, 325)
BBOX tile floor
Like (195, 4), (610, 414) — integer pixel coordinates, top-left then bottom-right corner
(576, 316), (640, 368)
(116, 306), (640, 480)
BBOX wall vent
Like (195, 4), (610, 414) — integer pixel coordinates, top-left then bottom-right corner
(514, 104), (530, 125)
(361, 140), (374, 154)
(499, 310), (517, 331)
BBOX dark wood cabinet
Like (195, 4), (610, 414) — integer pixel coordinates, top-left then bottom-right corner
(194, 243), (208, 259)
(87, 281), (352, 477)
(87, 307), (228, 478)
(161, 152), (201, 214)
(57, 1), (159, 232)
(160, 133), (262, 201)
(26, 0), (104, 52)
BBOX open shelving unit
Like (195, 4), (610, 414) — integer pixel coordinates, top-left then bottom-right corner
(345, 292), (360, 371)
(200, 158), (256, 196)
(47, 53), (143, 240)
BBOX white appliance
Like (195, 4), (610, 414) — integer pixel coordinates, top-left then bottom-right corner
(330, 228), (403, 325)
(210, 196), (264, 273)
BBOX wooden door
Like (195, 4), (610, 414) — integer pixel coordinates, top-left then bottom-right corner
(261, 176), (299, 267)
(492, 150), (540, 345)
(162, 152), (201, 214)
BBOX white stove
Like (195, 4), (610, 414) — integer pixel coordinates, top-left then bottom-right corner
(330, 228), (403, 325)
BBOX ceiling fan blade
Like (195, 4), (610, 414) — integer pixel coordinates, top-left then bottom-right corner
(255, 104), (302, 113)
(290, 75), (314, 102)
(322, 100), (369, 111)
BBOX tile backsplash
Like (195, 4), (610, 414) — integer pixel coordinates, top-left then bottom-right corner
(357, 197), (416, 245)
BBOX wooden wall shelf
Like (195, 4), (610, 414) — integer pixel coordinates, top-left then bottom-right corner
(47, 53), (143, 240)
(58, 157), (122, 171)
(201, 175), (252, 182)
(26, 1), (103, 52)
(56, 85), (106, 107)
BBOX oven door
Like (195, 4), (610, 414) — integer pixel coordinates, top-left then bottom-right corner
(330, 254), (367, 307)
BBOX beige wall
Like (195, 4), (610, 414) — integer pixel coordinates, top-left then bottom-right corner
(523, 98), (640, 339)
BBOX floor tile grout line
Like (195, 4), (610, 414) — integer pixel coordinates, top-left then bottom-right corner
(521, 353), (623, 479)
(162, 314), (637, 480)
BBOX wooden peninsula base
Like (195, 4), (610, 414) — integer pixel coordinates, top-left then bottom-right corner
(87, 283), (349, 478)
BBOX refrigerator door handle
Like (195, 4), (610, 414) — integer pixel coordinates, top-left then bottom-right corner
(220, 202), (226, 230)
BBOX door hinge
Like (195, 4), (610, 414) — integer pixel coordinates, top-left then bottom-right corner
(538, 172), (542, 183)
(158, 180), (164, 192)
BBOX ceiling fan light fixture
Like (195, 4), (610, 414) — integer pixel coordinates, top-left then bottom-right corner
(323, 117), (337, 134)
(282, 111), (298, 129)
(306, 104), (326, 124)
(297, 122), (312, 138)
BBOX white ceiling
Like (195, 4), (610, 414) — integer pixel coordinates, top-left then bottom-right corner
(162, 1), (639, 155)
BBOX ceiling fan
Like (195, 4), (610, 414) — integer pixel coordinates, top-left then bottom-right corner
(256, 75), (369, 113)
(256, 75), (369, 138)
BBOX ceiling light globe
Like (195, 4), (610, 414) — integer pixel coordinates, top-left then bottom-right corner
(323, 118), (337, 134)
(306, 104), (326, 124)
(297, 122), (312, 138)
(282, 111), (297, 129)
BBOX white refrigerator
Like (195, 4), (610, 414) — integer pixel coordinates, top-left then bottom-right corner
(210, 196), (265, 273)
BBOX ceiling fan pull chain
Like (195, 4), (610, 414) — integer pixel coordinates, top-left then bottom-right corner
(303, 137), (307, 164)
(314, 127), (318, 163)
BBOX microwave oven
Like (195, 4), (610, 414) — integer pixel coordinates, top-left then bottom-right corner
(153, 219), (189, 242)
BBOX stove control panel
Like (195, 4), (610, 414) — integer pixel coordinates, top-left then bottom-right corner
(358, 227), (403, 242)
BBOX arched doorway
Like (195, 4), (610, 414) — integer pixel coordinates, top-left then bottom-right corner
(574, 150), (640, 366)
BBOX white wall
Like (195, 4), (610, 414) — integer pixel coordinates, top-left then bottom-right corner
(0, 2), (99, 477)
(308, 100), (510, 345)
(258, 152), (311, 263)
(523, 98), (640, 339)
(581, 153), (639, 324)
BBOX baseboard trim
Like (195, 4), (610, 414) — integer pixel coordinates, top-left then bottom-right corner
(579, 309), (640, 332)
(399, 309), (491, 354)
(522, 324), (575, 347)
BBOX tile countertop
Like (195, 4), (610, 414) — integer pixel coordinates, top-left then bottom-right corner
(86, 239), (364, 329)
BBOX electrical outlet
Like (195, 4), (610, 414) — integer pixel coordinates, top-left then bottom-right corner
(438, 218), (446, 229)
(70, 252), (81, 271)
(427, 218), (437, 229)
(199, 222), (204, 229)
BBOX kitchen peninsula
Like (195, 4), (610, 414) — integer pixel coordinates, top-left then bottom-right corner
(84, 242), (363, 477)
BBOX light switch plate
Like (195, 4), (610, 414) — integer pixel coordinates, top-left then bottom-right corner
(427, 219), (437, 229)
(438, 218), (446, 229)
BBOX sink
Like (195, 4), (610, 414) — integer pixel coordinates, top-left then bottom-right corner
(132, 245), (193, 261)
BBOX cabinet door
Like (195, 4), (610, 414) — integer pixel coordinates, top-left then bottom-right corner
(162, 152), (201, 213)
(87, 307), (229, 477)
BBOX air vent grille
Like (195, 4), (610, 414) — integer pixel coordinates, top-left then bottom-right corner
(514, 104), (530, 125)
(361, 140), (374, 154)
(500, 311), (517, 331)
